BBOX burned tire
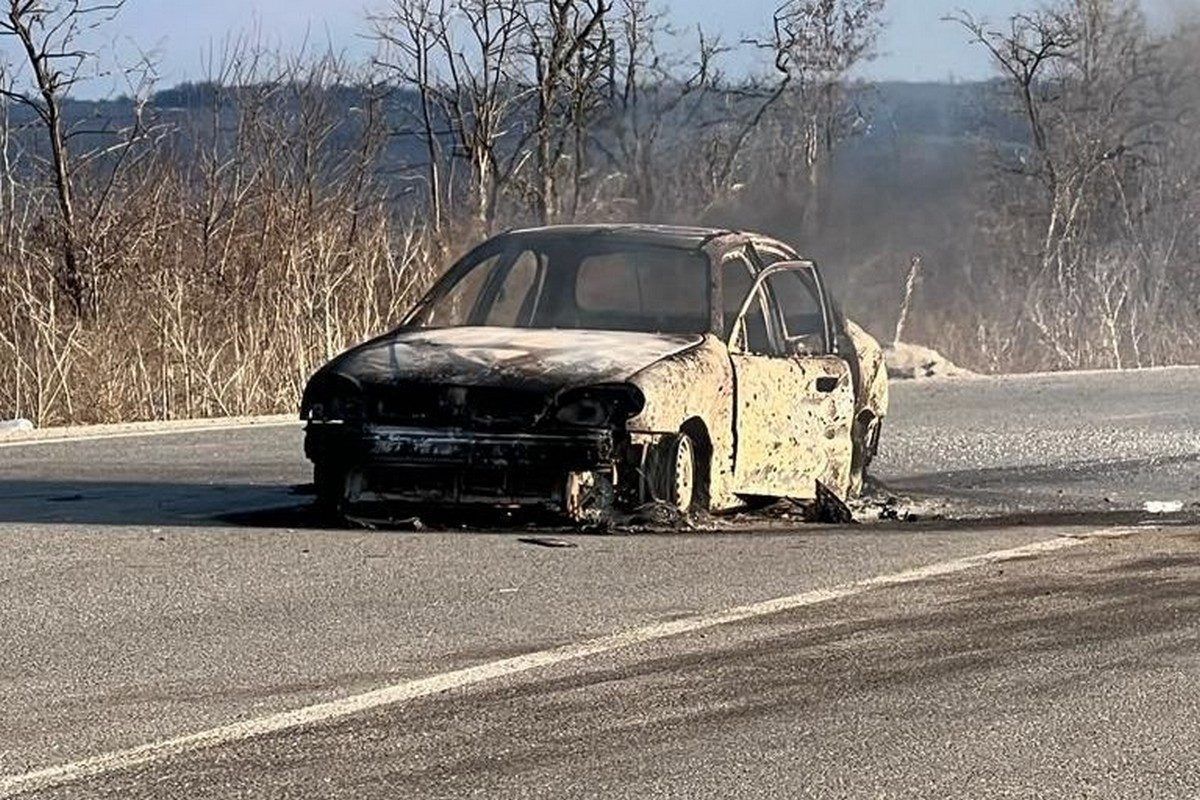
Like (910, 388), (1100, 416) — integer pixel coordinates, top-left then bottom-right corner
(649, 432), (701, 514)
(313, 461), (349, 517)
(848, 416), (881, 498)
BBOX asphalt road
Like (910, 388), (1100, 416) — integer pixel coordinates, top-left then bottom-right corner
(1, 367), (1199, 798)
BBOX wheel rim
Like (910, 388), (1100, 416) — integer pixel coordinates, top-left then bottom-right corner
(673, 435), (695, 513)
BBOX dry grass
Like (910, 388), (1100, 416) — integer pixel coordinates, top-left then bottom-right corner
(2, 1), (1199, 425)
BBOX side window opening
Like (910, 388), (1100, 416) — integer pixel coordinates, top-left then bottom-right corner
(745, 293), (774, 355)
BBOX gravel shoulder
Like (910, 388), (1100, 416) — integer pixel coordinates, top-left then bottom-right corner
(0, 415), (297, 445)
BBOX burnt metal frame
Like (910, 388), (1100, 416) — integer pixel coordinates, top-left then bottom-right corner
(404, 232), (718, 334)
(728, 261), (836, 357)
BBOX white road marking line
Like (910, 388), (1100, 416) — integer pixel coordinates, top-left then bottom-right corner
(0, 419), (300, 449)
(0, 528), (1134, 798)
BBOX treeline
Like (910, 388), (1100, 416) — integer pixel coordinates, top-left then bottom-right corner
(0, 0), (1197, 425)
(938, 2), (1200, 372)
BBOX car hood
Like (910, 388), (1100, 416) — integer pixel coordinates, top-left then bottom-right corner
(325, 327), (705, 391)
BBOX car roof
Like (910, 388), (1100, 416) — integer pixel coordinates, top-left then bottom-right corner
(505, 223), (746, 251)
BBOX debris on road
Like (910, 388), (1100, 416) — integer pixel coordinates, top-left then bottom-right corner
(807, 481), (857, 524)
(518, 537), (579, 549)
(622, 501), (692, 530)
(885, 342), (975, 380)
(848, 487), (947, 523)
(870, 495), (920, 522)
(348, 514), (426, 531)
(1144, 500), (1185, 514)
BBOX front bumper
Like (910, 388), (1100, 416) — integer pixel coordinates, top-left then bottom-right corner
(366, 425), (613, 468)
(307, 422), (614, 468)
(305, 422), (618, 510)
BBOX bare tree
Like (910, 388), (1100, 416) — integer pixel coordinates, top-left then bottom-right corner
(520, 0), (611, 223)
(603, 0), (669, 215)
(372, 0), (449, 233)
(952, 0), (1191, 369)
(0, 0), (163, 318)
(0, 0), (121, 313)
(750, 0), (886, 233)
(0, 64), (18, 252)
(437, 0), (530, 228)
(593, 1), (729, 218)
(947, 8), (1076, 193)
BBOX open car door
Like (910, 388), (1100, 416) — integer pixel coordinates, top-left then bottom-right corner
(726, 258), (856, 499)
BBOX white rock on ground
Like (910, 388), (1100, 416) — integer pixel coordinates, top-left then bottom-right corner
(0, 418), (36, 437)
(884, 341), (976, 380)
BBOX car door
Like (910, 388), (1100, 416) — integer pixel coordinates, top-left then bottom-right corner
(723, 250), (812, 497)
(726, 253), (856, 499)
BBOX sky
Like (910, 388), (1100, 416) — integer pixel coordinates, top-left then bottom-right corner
(0, 0), (1191, 95)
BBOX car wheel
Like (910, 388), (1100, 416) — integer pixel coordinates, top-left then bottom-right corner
(848, 416), (880, 498)
(313, 462), (348, 516)
(652, 432), (698, 514)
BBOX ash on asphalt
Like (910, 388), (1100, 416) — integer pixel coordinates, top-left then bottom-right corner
(215, 485), (1200, 540)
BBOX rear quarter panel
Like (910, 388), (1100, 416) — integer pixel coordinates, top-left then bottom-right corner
(844, 319), (889, 422)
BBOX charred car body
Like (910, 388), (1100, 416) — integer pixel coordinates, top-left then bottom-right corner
(301, 225), (888, 519)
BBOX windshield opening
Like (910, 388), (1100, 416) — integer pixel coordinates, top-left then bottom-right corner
(410, 237), (711, 335)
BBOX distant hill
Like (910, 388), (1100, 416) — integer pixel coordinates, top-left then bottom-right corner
(8, 79), (1017, 175)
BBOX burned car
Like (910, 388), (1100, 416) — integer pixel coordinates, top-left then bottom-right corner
(301, 225), (888, 519)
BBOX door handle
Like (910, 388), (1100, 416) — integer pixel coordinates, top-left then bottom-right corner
(815, 376), (839, 393)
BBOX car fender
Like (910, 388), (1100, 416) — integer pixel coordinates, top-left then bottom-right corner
(625, 335), (739, 511)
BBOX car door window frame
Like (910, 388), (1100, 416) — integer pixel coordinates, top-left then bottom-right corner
(723, 249), (787, 356)
(733, 260), (837, 357)
(749, 245), (837, 356)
